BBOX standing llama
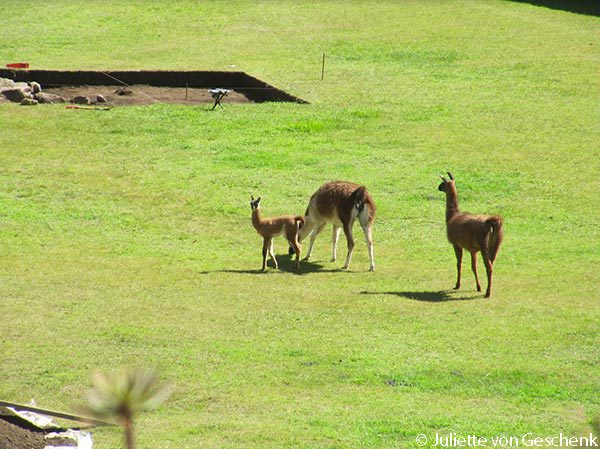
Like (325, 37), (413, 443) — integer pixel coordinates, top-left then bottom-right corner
(250, 196), (304, 272)
(438, 172), (504, 298)
(296, 181), (376, 271)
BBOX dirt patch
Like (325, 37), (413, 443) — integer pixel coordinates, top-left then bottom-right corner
(43, 84), (250, 106)
(0, 417), (45, 449)
(0, 69), (308, 105)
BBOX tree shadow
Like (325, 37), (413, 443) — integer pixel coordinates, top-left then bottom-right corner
(359, 290), (482, 302)
(506, 0), (600, 16)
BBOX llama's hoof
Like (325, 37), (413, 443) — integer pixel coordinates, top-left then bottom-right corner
(484, 291), (491, 298)
(288, 246), (295, 255)
(476, 286), (482, 292)
(342, 265), (349, 270)
(454, 285), (460, 290)
(330, 258), (337, 262)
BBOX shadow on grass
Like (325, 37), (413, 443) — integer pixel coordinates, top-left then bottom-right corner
(359, 290), (482, 302)
(506, 0), (600, 16)
(197, 255), (345, 275)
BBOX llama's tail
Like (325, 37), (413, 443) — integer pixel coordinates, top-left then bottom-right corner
(486, 215), (504, 263)
(294, 215), (305, 230)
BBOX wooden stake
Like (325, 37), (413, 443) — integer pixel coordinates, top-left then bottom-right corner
(185, 83), (188, 100)
(321, 53), (326, 80)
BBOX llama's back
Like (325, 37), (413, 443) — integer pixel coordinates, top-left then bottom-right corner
(308, 181), (375, 224)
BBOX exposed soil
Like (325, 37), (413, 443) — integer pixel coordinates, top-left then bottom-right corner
(44, 84), (251, 106)
(0, 417), (45, 449)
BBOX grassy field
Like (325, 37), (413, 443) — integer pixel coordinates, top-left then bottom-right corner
(1, 1), (599, 448)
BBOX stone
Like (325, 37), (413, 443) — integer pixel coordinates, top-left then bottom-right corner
(71, 95), (91, 105)
(96, 94), (107, 103)
(29, 81), (42, 93)
(2, 87), (33, 102)
(114, 86), (133, 96)
(20, 98), (38, 105)
(0, 77), (16, 89)
(35, 92), (66, 104)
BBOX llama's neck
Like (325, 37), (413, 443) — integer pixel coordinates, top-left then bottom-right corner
(252, 209), (263, 230)
(445, 186), (460, 221)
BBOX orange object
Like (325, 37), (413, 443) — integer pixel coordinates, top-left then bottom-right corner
(6, 62), (29, 69)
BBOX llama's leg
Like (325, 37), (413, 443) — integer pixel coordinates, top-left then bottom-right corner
(268, 239), (278, 269)
(331, 226), (341, 262)
(359, 211), (375, 271)
(305, 223), (325, 261)
(453, 245), (463, 289)
(288, 237), (302, 272)
(342, 221), (355, 270)
(291, 217), (314, 254)
(471, 251), (481, 292)
(261, 238), (270, 271)
(481, 248), (494, 298)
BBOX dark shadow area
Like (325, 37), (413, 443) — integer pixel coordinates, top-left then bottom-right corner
(359, 290), (482, 302)
(196, 255), (344, 275)
(507, 0), (600, 16)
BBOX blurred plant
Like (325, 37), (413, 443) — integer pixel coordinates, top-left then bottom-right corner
(82, 367), (172, 449)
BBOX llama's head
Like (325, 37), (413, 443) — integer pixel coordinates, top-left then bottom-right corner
(438, 172), (455, 192)
(250, 195), (261, 210)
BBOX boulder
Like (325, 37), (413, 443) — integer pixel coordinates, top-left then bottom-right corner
(29, 81), (42, 93)
(14, 82), (31, 90)
(114, 86), (133, 96)
(71, 95), (91, 105)
(2, 87), (33, 102)
(35, 92), (66, 104)
(20, 98), (38, 106)
(0, 77), (16, 90)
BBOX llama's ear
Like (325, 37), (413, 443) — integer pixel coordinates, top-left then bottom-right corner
(447, 172), (454, 180)
(251, 195), (254, 201)
(439, 175), (447, 182)
(257, 196), (261, 202)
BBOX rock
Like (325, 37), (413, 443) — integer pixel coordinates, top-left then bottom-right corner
(29, 81), (42, 93)
(2, 87), (33, 102)
(20, 98), (38, 106)
(96, 94), (107, 103)
(0, 77), (16, 90)
(114, 86), (133, 96)
(14, 82), (31, 90)
(71, 95), (91, 105)
(35, 92), (66, 104)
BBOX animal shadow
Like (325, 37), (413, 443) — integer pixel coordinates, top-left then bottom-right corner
(197, 254), (333, 275)
(359, 290), (482, 302)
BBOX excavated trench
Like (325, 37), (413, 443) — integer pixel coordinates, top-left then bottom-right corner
(0, 69), (307, 106)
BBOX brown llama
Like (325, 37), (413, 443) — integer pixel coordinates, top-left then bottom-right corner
(250, 196), (304, 272)
(296, 181), (376, 271)
(438, 172), (504, 298)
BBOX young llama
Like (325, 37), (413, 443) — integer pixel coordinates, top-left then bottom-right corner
(250, 196), (304, 272)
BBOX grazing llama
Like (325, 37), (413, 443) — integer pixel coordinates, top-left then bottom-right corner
(297, 181), (376, 271)
(250, 196), (304, 272)
(438, 172), (504, 298)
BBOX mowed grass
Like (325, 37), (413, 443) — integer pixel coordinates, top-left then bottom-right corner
(1, 1), (599, 448)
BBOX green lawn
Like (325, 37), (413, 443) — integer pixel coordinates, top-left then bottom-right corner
(1, 1), (599, 448)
